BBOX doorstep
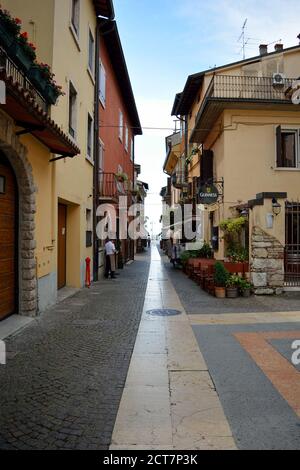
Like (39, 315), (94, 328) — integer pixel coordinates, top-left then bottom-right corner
(0, 315), (34, 341)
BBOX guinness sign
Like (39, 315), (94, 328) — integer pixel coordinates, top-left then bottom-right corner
(198, 183), (219, 205)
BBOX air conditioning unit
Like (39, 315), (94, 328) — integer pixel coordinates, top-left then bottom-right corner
(273, 73), (285, 87)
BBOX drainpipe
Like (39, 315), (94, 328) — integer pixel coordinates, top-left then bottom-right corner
(93, 19), (101, 282)
(93, 13), (115, 282)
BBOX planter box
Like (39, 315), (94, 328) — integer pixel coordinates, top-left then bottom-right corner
(9, 41), (32, 71)
(43, 84), (59, 105)
(0, 21), (15, 50)
(28, 66), (47, 93)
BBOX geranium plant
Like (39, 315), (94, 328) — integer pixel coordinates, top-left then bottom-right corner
(18, 31), (36, 61)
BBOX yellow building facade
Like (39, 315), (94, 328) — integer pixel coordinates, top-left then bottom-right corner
(172, 43), (300, 293)
(0, 0), (113, 318)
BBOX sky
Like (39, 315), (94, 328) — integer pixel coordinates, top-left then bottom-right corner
(113, 0), (300, 236)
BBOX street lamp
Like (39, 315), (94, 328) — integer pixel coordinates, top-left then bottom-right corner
(272, 198), (281, 216)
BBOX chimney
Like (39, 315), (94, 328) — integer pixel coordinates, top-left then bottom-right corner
(275, 43), (283, 52)
(259, 44), (268, 56)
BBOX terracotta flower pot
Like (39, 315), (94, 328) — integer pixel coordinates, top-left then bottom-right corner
(215, 287), (226, 298)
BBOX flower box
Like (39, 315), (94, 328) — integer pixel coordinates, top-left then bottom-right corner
(9, 41), (33, 71)
(43, 84), (59, 105)
(28, 65), (48, 93)
(0, 20), (15, 49)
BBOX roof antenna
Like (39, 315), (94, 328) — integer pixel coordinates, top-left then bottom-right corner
(238, 18), (248, 59)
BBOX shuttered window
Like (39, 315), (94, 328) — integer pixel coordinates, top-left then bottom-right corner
(99, 60), (106, 107)
(276, 126), (298, 168)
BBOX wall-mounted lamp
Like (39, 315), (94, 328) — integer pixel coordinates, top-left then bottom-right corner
(0, 175), (5, 194)
(240, 208), (249, 218)
(272, 198), (282, 216)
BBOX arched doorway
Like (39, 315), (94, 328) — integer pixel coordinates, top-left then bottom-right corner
(0, 152), (17, 320)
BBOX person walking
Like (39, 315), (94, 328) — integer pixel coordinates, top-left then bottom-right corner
(105, 237), (117, 279)
(147, 235), (151, 248)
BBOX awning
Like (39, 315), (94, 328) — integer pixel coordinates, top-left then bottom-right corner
(1, 72), (80, 158)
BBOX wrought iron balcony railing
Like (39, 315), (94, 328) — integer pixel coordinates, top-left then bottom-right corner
(0, 45), (47, 113)
(211, 74), (294, 101)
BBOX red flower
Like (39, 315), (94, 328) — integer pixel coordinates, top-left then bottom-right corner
(15, 17), (22, 24)
(20, 31), (28, 39)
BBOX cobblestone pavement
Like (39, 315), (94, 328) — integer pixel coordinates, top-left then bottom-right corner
(0, 252), (150, 450)
(163, 256), (300, 314)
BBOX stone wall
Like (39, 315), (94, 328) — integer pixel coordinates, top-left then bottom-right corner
(251, 226), (284, 295)
(0, 110), (37, 316)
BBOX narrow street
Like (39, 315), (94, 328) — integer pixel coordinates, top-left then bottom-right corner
(1, 245), (300, 450)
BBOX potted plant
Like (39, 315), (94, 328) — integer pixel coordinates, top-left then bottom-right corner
(214, 261), (229, 298)
(10, 31), (36, 71)
(198, 241), (214, 259)
(239, 279), (252, 298)
(115, 172), (128, 183)
(0, 8), (21, 49)
(226, 274), (241, 298)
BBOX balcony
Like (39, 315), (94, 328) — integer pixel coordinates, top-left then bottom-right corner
(0, 45), (47, 112)
(191, 74), (296, 143)
(99, 172), (127, 203)
(0, 46), (79, 157)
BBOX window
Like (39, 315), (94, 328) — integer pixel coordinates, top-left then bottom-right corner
(69, 82), (77, 139)
(87, 113), (93, 160)
(125, 125), (129, 151)
(88, 29), (94, 73)
(130, 138), (134, 162)
(71, 0), (80, 37)
(119, 110), (123, 141)
(99, 60), (106, 107)
(86, 209), (92, 248)
(276, 126), (299, 168)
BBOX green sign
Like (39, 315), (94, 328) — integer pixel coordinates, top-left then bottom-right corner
(198, 183), (219, 205)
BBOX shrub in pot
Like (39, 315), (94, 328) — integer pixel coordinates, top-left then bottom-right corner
(226, 275), (241, 298)
(239, 279), (252, 298)
(214, 262), (229, 298)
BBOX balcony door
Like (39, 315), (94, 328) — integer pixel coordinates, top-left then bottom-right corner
(57, 204), (67, 289)
(0, 154), (17, 320)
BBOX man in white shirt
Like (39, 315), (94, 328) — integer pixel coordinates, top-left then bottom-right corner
(105, 237), (116, 279)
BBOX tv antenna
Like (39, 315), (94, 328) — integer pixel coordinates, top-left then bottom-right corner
(238, 18), (248, 59)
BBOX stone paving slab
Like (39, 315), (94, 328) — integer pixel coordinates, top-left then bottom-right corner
(0, 253), (150, 450)
(110, 246), (236, 450)
(163, 255), (300, 315)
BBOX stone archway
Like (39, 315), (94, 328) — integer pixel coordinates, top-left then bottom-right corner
(0, 110), (37, 317)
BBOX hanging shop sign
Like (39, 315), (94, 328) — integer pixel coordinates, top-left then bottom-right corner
(198, 183), (219, 205)
(286, 79), (300, 105)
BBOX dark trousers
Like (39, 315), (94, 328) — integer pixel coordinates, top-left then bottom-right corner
(105, 255), (115, 278)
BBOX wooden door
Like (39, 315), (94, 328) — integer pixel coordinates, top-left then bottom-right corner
(0, 156), (17, 320)
(57, 204), (67, 289)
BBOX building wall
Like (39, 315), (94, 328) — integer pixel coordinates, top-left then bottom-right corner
(99, 38), (135, 181)
(4, 0), (97, 310)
